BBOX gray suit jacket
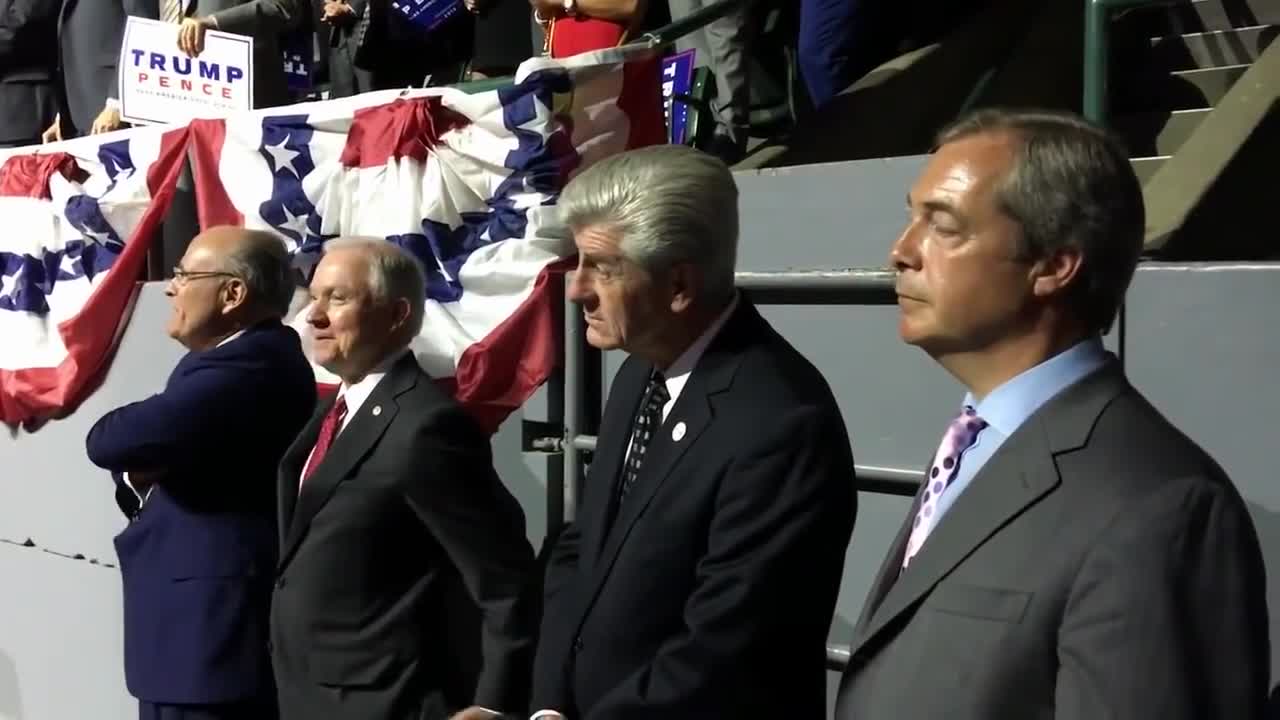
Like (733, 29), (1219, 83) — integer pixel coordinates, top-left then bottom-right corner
(190, 0), (304, 109)
(835, 361), (1270, 719)
(56, 0), (155, 136)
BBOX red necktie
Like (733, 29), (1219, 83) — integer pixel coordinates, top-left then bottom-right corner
(301, 395), (348, 486)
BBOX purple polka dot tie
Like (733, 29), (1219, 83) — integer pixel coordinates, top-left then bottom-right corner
(902, 406), (989, 569)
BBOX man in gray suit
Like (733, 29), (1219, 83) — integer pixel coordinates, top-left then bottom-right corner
(834, 108), (1270, 719)
(0, 0), (59, 147)
(43, 0), (155, 141)
(167, 0), (302, 110)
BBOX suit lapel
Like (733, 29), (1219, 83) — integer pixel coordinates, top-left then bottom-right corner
(581, 365), (646, 565)
(277, 356), (418, 570)
(581, 302), (755, 609)
(278, 401), (327, 547)
(849, 361), (1129, 658)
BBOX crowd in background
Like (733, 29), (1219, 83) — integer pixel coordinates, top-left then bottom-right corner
(0, 0), (988, 163)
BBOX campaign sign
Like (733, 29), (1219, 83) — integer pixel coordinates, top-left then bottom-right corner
(391, 0), (464, 32)
(662, 49), (695, 145)
(119, 16), (254, 126)
(281, 28), (313, 93)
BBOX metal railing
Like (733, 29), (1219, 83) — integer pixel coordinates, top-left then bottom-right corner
(1083, 0), (1178, 123)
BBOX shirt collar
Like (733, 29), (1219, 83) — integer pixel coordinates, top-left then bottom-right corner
(338, 347), (411, 419)
(215, 330), (245, 348)
(660, 292), (739, 397)
(964, 337), (1111, 436)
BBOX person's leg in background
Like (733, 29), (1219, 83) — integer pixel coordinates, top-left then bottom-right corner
(669, 0), (753, 163)
(797, 0), (859, 112)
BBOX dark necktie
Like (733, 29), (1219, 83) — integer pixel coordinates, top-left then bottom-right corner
(617, 370), (670, 506)
(301, 395), (348, 487)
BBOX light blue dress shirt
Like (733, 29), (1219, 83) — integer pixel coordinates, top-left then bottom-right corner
(931, 338), (1112, 525)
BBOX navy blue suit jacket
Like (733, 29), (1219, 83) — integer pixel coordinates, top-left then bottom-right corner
(86, 320), (317, 705)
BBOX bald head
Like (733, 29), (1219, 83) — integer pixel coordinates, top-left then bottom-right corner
(165, 225), (296, 350)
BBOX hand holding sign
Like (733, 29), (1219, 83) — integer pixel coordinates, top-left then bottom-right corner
(178, 16), (217, 56)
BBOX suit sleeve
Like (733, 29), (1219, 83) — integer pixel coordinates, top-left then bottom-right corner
(589, 404), (857, 719)
(212, 0), (302, 35)
(402, 406), (539, 714)
(1055, 476), (1270, 719)
(85, 359), (254, 473)
(0, 0), (57, 63)
(529, 517), (582, 712)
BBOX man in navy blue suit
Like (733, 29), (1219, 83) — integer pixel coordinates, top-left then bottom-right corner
(86, 225), (317, 720)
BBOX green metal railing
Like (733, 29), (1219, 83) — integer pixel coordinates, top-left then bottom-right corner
(1082, 0), (1178, 123)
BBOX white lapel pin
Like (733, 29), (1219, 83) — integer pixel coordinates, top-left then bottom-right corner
(672, 421), (687, 442)
(372, 405), (382, 416)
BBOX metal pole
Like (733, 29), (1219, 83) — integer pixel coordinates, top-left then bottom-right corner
(562, 274), (584, 523)
(544, 273), (566, 537)
(1083, 0), (1110, 124)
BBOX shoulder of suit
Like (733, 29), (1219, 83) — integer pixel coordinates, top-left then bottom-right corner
(1059, 385), (1230, 496)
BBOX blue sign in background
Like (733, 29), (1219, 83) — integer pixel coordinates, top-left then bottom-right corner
(662, 49), (696, 145)
(391, 0), (465, 32)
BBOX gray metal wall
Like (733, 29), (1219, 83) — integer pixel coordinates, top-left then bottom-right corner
(1, 157), (1277, 719)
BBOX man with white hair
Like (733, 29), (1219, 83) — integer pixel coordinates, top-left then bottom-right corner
(270, 237), (539, 720)
(531, 145), (858, 720)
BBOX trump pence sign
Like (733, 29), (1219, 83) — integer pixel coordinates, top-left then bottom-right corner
(119, 16), (254, 126)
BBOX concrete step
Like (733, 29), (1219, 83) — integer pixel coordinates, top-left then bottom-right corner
(1126, 0), (1280, 35)
(1117, 63), (1250, 112)
(1149, 24), (1278, 70)
(1131, 155), (1170, 185)
(1115, 107), (1211, 156)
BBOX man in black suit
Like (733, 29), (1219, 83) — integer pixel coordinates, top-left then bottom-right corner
(834, 108), (1270, 719)
(86, 226), (317, 720)
(0, 0), (58, 147)
(531, 144), (858, 720)
(271, 237), (538, 720)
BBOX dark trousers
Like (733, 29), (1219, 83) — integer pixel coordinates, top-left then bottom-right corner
(138, 698), (278, 720)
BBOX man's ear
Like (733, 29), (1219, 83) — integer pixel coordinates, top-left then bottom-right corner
(222, 279), (248, 314)
(389, 297), (413, 334)
(1030, 245), (1084, 300)
(668, 263), (698, 314)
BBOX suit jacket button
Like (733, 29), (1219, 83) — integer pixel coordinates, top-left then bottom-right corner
(276, 577), (286, 589)
(266, 641), (274, 653)
(573, 637), (584, 652)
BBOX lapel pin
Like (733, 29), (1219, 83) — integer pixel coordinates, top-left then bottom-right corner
(372, 405), (382, 416)
(672, 421), (687, 442)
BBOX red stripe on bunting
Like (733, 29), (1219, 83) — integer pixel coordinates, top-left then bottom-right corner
(618, 55), (667, 150)
(0, 127), (190, 426)
(452, 257), (574, 434)
(188, 118), (244, 229)
(0, 153), (87, 199)
(340, 97), (473, 169)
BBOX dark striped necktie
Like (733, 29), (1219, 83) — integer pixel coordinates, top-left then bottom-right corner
(617, 370), (669, 506)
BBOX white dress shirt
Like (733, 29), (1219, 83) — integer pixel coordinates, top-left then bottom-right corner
(300, 348), (409, 474)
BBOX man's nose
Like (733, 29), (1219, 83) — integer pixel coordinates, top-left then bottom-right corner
(566, 270), (589, 303)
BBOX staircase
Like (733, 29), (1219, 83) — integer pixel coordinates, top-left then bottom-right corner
(1113, 0), (1278, 182)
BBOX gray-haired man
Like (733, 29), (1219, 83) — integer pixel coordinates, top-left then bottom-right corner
(531, 145), (858, 720)
(270, 238), (539, 720)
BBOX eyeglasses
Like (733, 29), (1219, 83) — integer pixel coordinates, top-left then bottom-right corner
(170, 268), (238, 285)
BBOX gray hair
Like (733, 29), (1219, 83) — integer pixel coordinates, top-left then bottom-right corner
(323, 236), (427, 338)
(559, 145), (739, 303)
(935, 108), (1145, 335)
(220, 230), (295, 317)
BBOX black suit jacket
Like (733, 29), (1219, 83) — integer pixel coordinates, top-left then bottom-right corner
(0, 0), (58, 145)
(271, 352), (538, 720)
(532, 299), (858, 720)
(835, 360), (1271, 719)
